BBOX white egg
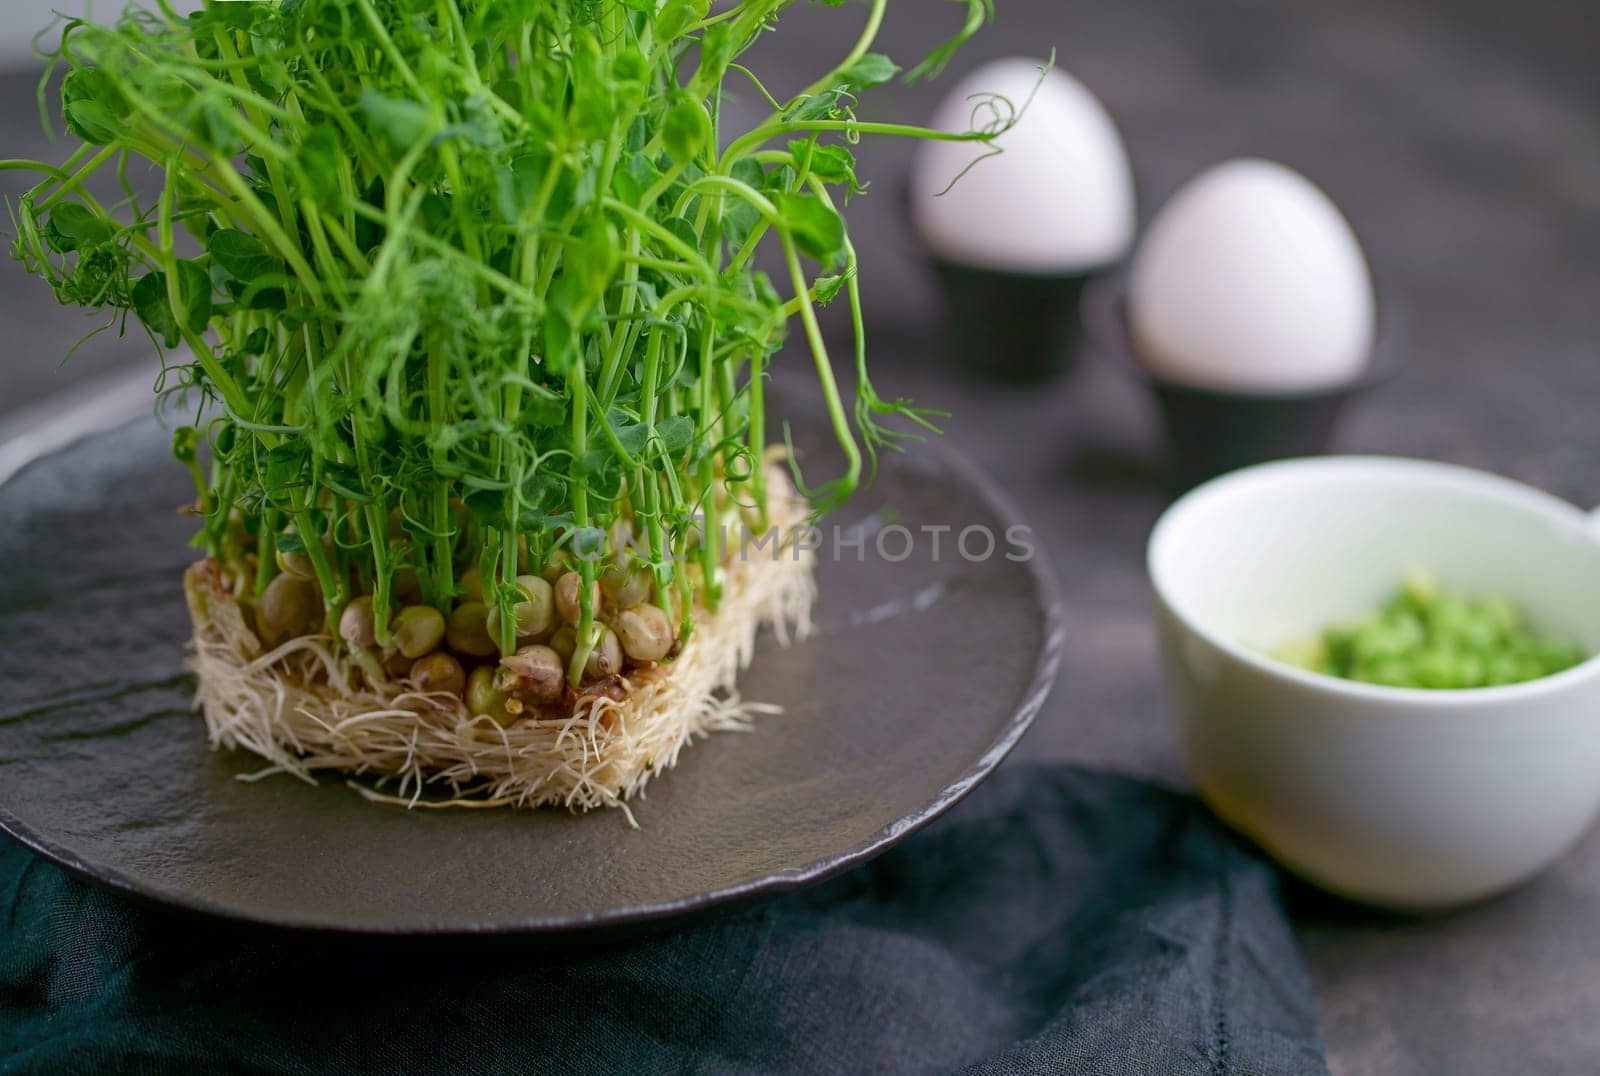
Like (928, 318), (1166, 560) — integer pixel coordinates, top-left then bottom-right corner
(912, 59), (1135, 273)
(1129, 159), (1375, 391)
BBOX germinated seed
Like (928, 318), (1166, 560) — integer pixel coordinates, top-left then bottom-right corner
(600, 563), (651, 609)
(585, 625), (624, 679)
(274, 544), (315, 581)
(615, 604), (673, 662)
(339, 595), (377, 650)
(457, 567), (483, 604)
(549, 625), (577, 666)
(512, 574), (555, 637)
(485, 574), (555, 642)
(410, 651), (465, 695)
(540, 549), (571, 585)
(446, 601), (497, 657)
(383, 648), (414, 677)
(392, 605), (446, 659)
(257, 572), (319, 644)
(465, 666), (511, 723)
(393, 567), (423, 604)
(556, 571), (600, 624)
(500, 644), (565, 704)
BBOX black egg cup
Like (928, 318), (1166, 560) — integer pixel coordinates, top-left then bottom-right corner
(927, 257), (1115, 382)
(901, 172), (1119, 382)
(1080, 276), (1404, 492)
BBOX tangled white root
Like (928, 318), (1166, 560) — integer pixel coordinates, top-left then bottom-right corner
(183, 481), (816, 814)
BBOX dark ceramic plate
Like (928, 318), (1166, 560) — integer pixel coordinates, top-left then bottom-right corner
(0, 381), (1062, 935)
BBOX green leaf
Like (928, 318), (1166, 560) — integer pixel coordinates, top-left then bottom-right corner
(723, 159), (766, 247)
(771, 193), (845, 262)
(44, 203), (113, 253)
(321, 461), (368, 502)
(359, 90), (432, 148)
(518, 397), (567, 429)
(567, 32), (613, 138)
(263, 440), (309, 502)
(187, 98), (241, 157)
(174, 259), (213, 334)
(768, 163), (801, 195)
(568, 222), (620, 299)
(519, 473), (566, 513)
(570, 526), (605, 559)
(132, 261), (212, 346)
(61, 69), (126, 145)
(663, 96), (711, 163)
(63, 100), (120, 146)
(130, 272), (179, 348)
(663, 216), (700, 252)
(655, 415), (695, 457)
(225, 277), (287, 311)
(692, 23), (736, 93)
(790, 142), (858, 189)
(207, 229), (281, 282)
(464, 488), (508, 529)
(654, 0), (709, 44)
(812, 273), (847, 305)
(294, 125), (342, 202)
(838, 53), (900, 91)
(613, 418), (650, 459)
(612, 46), (649, 85)
(611, 151), (661, 207)
(496, 152), (548, 223)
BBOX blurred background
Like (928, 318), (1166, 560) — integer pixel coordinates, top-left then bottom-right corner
(2, 2), (1598, 1073)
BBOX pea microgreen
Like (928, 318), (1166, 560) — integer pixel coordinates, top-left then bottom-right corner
(4, 0), (1010, 683)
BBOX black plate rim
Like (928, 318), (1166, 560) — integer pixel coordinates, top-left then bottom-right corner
(0, 381), (1065, 936)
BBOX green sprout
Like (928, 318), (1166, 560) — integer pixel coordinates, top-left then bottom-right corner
(3, 0), (1007, 686)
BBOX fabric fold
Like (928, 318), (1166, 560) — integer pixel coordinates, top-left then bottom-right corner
(0, 765), (1326, 1075)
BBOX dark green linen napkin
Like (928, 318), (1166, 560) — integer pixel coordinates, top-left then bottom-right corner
(0, 764), (1326, 1075)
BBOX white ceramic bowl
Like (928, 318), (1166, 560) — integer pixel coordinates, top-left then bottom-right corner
(1149, 456), (1600, 909)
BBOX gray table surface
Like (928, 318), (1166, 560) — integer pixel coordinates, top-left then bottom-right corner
(3, 2), (1598, 1072)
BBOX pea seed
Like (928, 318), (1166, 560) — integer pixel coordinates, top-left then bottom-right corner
(615, 603), (673, 662)
(274, 524), (328, 581)
(447, 601), (497, 657)
(466, 666), (512, 723)
(485, 574), (555, 642)
(257, 573), (319, 644)
(393, 567), (423, 604)
(585, 625), (624, 680)
(499, 644), (565, 704)
(539, 548), (571, 584)
(392, 605), (445, 659)
(383, 647), (414, 677)
(513, 574), (555, 636)
(556, 570), (600, 624)
(549, 625), (577, 666)
(275, 544), (315, 581)
(411, 651), (465, 695)
(457, 567), (483, 604)
(339, 595), (377, 649)
(600, 563), (652, 609)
